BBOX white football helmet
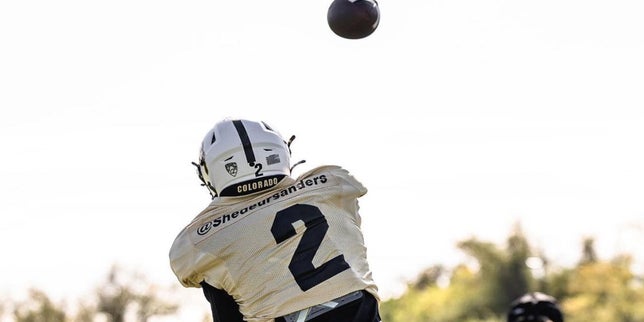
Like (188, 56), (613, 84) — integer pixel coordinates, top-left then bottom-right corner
(194, 119), (292, 198)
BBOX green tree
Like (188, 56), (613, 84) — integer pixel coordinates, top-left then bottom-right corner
(381, 231), (644, 322)
(1, 297), (6, 321)
(457, 223), (534, 315)
(559, 238), (644, 322)
(456, 238), (507, 317)
(381, 223), (539, 322)
(502, 224), (534, 301)
(134, 286), (179, 322)
(97, 266), (135, 322)
(380, 264), (504, 322)
(96, 265), (179, 322)
(412, 265), (446, 290)
(13, 289), (66, 322)
(579, 236), (598, 265)
(71, 301), (96, 322)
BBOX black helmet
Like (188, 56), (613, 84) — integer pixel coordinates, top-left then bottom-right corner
(507, 292), (564, 322)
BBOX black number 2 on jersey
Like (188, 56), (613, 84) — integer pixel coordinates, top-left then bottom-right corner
(271, 204), (351, 291)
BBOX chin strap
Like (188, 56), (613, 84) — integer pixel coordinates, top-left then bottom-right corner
(287, 135), (306, 172)
(286, 135), (296, 154)
(290, 160), (306, 172)
(192, 161), (217, 199)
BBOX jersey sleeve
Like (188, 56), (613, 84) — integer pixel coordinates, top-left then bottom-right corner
(299, 165), (368, 198)
(169, 227), (224, 288)
(169, 228), (201, 288)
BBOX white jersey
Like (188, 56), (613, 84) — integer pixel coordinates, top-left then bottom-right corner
(169, 165), (379, 322)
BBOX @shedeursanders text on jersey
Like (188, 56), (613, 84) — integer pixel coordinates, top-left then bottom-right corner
(195, 175), (328, 236)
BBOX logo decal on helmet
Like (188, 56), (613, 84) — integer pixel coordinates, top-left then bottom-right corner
(266, 154), (281, 165)
(225, 162), (238, 177)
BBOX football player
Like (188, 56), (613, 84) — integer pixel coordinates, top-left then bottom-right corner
(169, 118), (381, 322)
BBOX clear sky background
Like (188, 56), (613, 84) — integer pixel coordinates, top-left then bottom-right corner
(1, 0), (644, 319)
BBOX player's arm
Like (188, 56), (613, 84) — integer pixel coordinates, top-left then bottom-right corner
(200, 281), (245, 322)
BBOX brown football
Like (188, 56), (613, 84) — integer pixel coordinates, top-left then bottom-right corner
(327, 0), (380, 39)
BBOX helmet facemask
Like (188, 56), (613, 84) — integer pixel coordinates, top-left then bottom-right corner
(192, 148), (218, 199)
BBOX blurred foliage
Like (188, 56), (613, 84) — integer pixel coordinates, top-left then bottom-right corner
(96, 264), (178, 322)
(2, 224), (642, 322)
(13, 289), (66, 322)
(380, 224), (644, 322)
(1, 265), (178, 322)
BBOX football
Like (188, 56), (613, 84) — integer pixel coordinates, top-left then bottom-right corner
(327, 0), (380, 39)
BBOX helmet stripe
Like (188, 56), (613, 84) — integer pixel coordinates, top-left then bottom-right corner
(232, 120), (256, 165)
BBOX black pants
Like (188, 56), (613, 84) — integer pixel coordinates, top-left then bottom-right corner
(275, 291), (381, 322)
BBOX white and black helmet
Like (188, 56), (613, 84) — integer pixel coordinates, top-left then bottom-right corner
(194, 118), (293, 198)
(507, 292), (564, 322)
